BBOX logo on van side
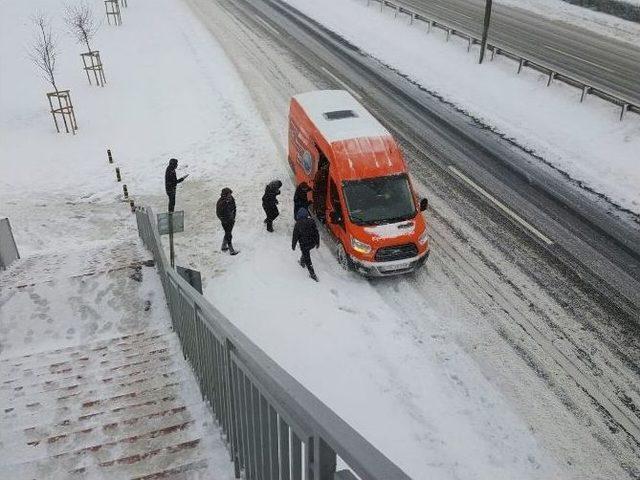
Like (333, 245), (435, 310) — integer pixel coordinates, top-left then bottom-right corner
(300, 150), (314, 175)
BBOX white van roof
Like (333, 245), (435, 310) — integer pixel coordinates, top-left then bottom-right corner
(293, 90), (391, 143)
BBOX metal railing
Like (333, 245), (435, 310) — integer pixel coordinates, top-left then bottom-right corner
(135, 206), (411, 480)
(368, 0), (639, 120)
(0, 218), (20, 271)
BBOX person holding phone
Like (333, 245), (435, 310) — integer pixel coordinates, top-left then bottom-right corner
(164, 158), (188, 212)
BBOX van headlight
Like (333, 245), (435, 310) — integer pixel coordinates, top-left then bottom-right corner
(418, 228), (429, 246)
(351, 237), (372, 254)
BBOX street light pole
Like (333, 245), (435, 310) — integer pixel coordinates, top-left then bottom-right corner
(479, 0), (493, 64)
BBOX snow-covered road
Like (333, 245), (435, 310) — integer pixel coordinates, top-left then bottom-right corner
(179, 0), (640, 478)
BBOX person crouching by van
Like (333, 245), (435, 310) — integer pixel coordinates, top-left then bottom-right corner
(262, 180), (282, 232)
(292, 208), (320, 282)
(293, 182), (312, 219)
(216, 188), (239, 256)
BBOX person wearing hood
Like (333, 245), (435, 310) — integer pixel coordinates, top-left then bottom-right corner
(164, 158), (188, 213)
(293, 182), (312, 219)
(216, 187), (238, 255)
(292, 207), (320, 281)
(262, 180), (282, 232)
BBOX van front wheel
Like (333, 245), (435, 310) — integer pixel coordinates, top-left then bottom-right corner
(336, 243), (353, 271)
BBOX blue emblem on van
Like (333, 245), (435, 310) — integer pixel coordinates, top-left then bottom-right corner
(300, 150), (314, 175)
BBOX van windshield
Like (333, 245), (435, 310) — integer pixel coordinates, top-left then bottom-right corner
(342, 174), (416, 226)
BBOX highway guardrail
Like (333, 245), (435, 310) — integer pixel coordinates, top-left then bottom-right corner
(368, 0), (639, 120)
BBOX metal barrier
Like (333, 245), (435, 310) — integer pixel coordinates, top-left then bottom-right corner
(135, 206), (411, 480)
(0, 218), (20, 271)
(367, 0), (639, 120)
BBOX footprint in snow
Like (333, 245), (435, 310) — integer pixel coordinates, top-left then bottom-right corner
(338, 305), (358, 314)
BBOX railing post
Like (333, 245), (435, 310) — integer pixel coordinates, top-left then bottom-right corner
(620, 103), (628, 121)
(580, 85), (590, 103)
(309, 436), (337, 480)
(279, 418), (291, 480)
(291, 432), (303, 480)
(268, 406), (279, 479)
(547, 70), (555, 87)
(225, 340), (241, 477)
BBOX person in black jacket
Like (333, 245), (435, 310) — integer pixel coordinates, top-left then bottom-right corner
(262, 180), (282, 232)
(216, 187), (238, 255)
(292, 207), (320, 281)
(165, 158), (188, 212)
(293, 182), (312, 219)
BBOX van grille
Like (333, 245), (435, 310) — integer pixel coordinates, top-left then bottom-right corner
(374, 243), (418, 262)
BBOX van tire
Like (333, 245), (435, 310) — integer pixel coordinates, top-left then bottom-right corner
(336, 243), (353, 271)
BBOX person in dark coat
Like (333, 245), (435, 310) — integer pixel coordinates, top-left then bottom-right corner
(262, 180), (282, 232)
(292, 207), (320, 281)
(293, 182), (312, 219)
(164, 158), (188, 212)
(216, 187), (238, 255)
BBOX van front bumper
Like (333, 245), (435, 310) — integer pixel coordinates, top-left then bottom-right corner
(351, 249), (430, 277)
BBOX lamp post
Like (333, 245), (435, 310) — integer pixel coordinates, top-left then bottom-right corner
(479, 0), (493, 64)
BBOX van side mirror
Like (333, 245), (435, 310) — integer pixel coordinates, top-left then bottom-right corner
(420, 198), (429, 212)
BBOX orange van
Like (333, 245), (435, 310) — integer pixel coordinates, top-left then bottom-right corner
(288, 90), (430, 276)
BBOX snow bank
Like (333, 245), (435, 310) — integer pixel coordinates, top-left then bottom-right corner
(283, 0), (640, 216)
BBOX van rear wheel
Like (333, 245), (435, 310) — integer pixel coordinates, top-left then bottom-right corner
(336, 243), (352, 271)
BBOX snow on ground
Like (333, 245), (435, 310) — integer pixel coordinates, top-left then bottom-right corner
(499, 0), (640, 44)
(0, 0), (618, 478)
(0, 0), (563, 476)
(0, 242), (157, 357)
(283, 0), (640, 216)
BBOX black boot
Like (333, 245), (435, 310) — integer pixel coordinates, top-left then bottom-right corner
(299, 257), (306, 268)
(266, 219), (274, 232)
(308, 265), (318, 282)
(228, 242), (239, 256)
(221, 239), (229, 251)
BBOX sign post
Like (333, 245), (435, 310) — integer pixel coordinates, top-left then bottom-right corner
(157, 211), (184, 269)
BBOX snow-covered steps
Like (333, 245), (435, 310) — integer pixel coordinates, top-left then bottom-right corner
(0, 329), (234, 479)
(0, 243), (235, 479)
(0, 241), (148, 290)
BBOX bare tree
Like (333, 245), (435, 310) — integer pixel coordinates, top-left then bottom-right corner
(30, 12), (59, 93)
(64, 2), (100, 53)
(30, 12), (78, 133)
(65, 2), (106, 86)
